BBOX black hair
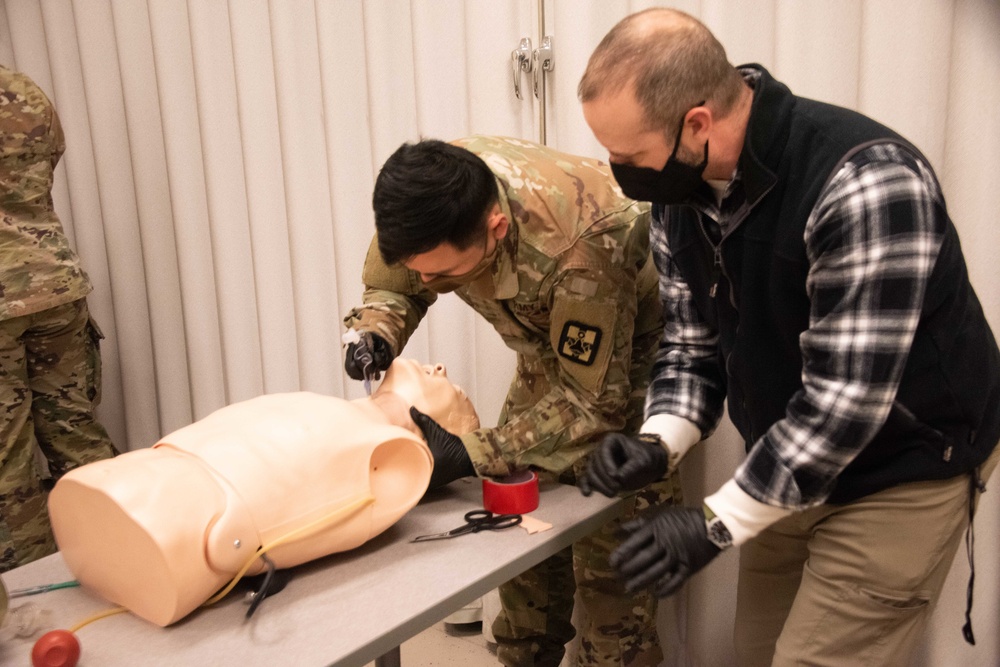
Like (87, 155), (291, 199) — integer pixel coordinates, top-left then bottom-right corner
(372, 139), (498, 265)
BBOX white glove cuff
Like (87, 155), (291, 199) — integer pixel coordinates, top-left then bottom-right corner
(640, 414), (701, 462)
(704, 479), (794, 547)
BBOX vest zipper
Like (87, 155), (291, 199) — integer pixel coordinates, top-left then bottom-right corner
(696, 203), (757, 442)
(710, 246), (722, 298)
(695, 219), (724, 299)
(695, 214), (741, 309)
(694, 216), (752, 439)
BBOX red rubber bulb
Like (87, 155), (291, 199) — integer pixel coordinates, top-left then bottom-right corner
(31, 629), (81, 667)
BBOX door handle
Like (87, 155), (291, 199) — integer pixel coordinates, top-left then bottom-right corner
(511, 37), (533, 100)
(532, 35), (554, 99)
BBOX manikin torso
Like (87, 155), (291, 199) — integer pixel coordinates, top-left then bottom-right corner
(48, 359), (479, 627)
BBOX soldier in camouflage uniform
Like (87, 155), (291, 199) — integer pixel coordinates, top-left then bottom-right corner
(0, 65), (114, 573)
(343, 136), (681, 666)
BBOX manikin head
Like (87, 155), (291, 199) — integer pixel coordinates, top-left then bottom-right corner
(370, 357), (479, 436)
(372, 140), (509, 292)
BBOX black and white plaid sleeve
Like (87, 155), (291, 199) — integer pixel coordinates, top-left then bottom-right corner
(736, 143), (946, 509)
(644, 207), (727, 437)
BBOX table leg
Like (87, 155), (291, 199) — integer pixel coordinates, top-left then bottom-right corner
(374, 645), (401, 667)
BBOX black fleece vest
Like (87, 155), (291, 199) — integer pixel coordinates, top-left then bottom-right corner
(666, 66), (1000, 503)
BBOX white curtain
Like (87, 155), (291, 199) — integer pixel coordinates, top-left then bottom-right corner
(0, 0), (538, 448)
(2, 1), (997, 665)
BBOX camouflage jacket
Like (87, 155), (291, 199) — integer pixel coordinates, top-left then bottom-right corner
(0, 65), (91, 321)
(345, 136), (662, 477)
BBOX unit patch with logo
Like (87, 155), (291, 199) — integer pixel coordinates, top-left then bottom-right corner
(557, 321), (603, 366)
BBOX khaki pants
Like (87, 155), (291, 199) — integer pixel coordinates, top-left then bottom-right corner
(735, 441), (1000, 667)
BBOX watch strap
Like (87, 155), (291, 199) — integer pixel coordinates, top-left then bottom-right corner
(636, 432), (681, 475)
(703, 504), (733, 550)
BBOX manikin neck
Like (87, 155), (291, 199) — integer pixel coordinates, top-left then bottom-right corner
(353, 392), (418, 436)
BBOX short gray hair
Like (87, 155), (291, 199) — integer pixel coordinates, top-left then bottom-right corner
(579, 8), (744, 138)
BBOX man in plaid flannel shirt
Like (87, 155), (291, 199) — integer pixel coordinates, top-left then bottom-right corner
(577, 8), (1000, 665)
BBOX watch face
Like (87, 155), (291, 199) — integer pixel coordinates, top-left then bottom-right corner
(707, 518), (733, 549)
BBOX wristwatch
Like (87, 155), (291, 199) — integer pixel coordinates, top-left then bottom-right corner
(635, 433), (682, 475)
(635, 433), (665, 448)
(703, 505), (733, 550)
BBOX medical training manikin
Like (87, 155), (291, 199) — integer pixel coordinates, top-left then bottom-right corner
(47, 359), (479, 627)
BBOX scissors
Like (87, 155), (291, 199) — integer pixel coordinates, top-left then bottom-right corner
(412, 510), (522, 542)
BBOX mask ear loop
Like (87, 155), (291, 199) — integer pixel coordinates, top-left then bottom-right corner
(668, 100), (707, 156)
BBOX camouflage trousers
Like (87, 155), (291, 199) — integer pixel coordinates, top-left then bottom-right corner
(492, 470), (683, 667)
(0, 298), (114, 573)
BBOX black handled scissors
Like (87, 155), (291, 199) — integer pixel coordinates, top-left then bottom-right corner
(412, 510), (522, 542)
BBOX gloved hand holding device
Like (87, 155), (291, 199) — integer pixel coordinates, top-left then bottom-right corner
(410, 406), (475, 490)
(344, 331), (394, 381)
(579, 433), (669, 497)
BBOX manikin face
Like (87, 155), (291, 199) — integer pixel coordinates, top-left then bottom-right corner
(373, 358), (480, 435)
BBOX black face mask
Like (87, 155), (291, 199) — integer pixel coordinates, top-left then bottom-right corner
(610, 104), (708, 205)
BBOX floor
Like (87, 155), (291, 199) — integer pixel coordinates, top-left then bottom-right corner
(363, 620), (498, 667)
(362, 593), (582, 667)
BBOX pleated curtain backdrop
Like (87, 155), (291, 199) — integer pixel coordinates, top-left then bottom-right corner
(2, 1), (998, 666)
(0, 0), (535, 451)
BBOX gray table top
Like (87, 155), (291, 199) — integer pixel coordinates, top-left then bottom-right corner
(1, 478), (620, 667)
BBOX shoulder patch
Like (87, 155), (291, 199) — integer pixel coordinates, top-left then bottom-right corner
(557, 321), (603, 366)
(549, 298), (617, 394)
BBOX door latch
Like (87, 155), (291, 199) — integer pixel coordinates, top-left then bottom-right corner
(532, 35), (554, 99)
(511, 37), (533, 100)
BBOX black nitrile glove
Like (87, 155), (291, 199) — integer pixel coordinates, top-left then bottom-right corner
(344, 331), (394, 381)
(410, 406), (475, 490)
(610, 506), (722, 598)
(579, 433), (668, 497)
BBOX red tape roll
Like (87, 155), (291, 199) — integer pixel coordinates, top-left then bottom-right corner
(482, 470), (539, 514)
